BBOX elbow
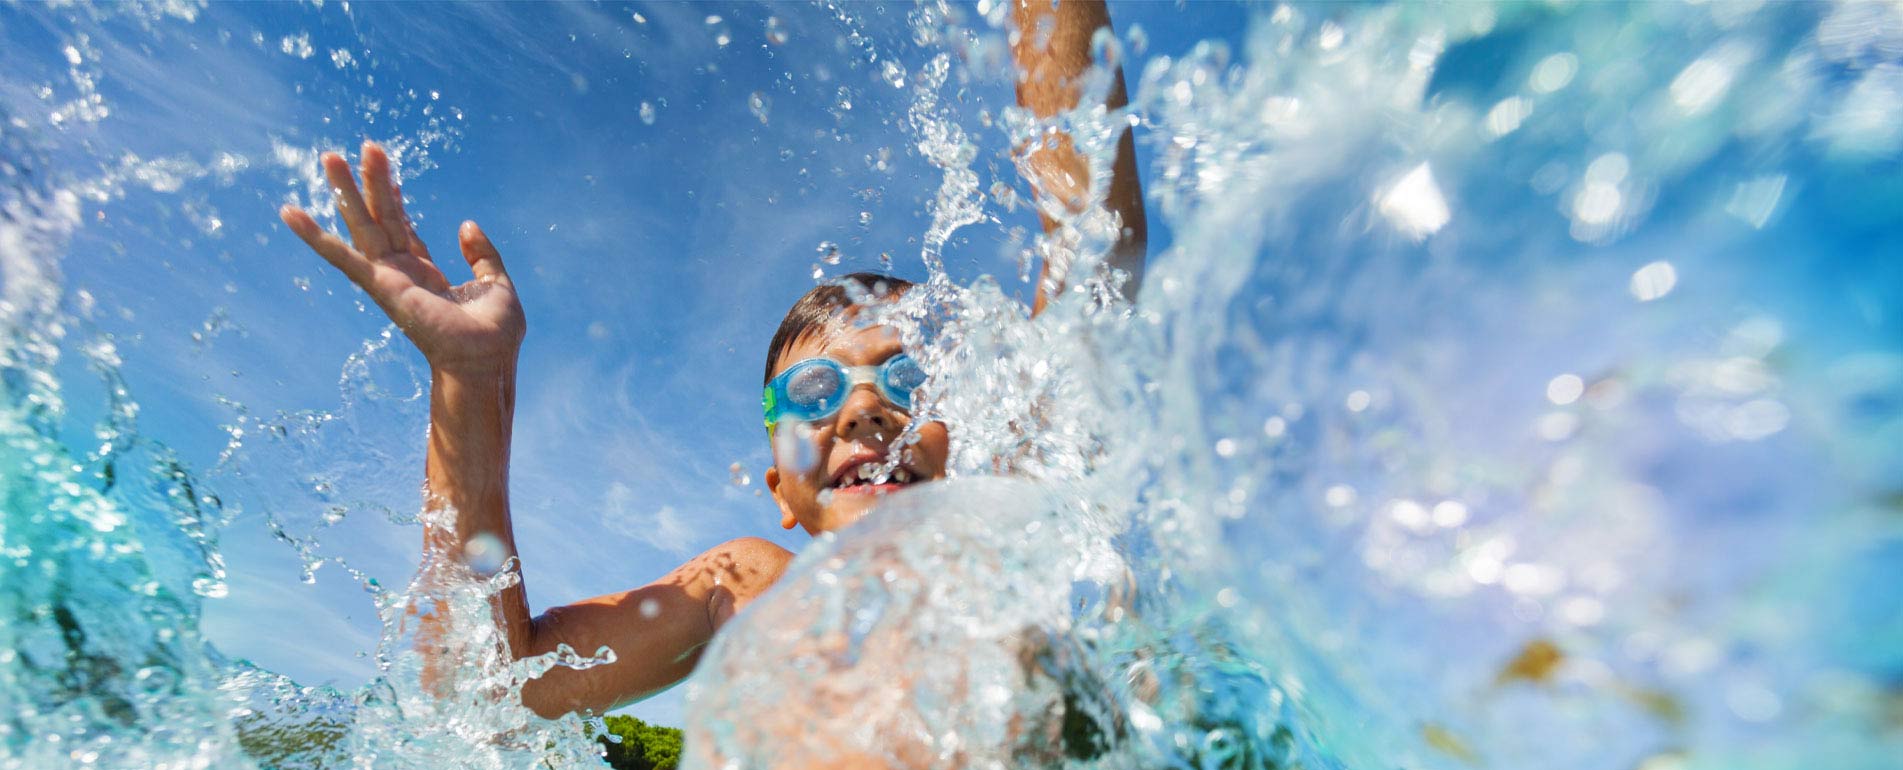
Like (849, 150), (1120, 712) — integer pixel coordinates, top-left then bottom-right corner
(702, 537), (794, 630)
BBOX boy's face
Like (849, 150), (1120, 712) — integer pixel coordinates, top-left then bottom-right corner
(763, 315), (949, 535)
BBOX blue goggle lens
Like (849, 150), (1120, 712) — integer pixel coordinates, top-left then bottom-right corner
(881, 355), (925, 410)
(765, 354), (924, 429)
(784, 361), (843, 414)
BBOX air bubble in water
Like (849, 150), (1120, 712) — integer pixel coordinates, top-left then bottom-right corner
(463, 532), (507, 576)
(765, 16), (788, 45)
(639, 101), (656, 125)
(748, 92), (771, 124)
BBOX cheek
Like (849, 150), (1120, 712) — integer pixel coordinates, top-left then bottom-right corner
(912, 422), (951, 472)
(772, 426), (834, 486)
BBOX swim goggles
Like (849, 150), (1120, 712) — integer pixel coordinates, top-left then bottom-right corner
(763, 354), (926, 432)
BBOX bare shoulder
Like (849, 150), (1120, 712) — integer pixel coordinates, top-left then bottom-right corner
(673, 537), (794, 590)
(708, 536), (795, 568)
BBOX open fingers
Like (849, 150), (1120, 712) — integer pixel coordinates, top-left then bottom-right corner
(458, 221), (511, 282)
(280, 204), (372, 284)
(359, 141), (423, 259)
(322, 152), (390, 256)
(389, 183), (434, 262)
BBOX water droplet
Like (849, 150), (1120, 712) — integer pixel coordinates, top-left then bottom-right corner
(1529, 52), (1578, 93)
(816, 241), (842, 264)
(1375, 163), (1449, 240)
(1432, 501), (1470, 528)
(278, 33), (314, 59)
(1317, 21), (1345, 50)
(639, 101), (656, 125)
(639, 598), (661, 619)
(773, 420), (818, 473)
(881, 60), (907, 89)
(1126, 23), (1149, 55)
(1547, 374), (1585, 405)
(748, 91), (770, 124)
(729, 461), (751, 487)
(765, 16), (788, 45)
(857, 211), (872, 228)
(464, 532), (507, 576)
(835, 86), (854, 111)
(1630, 261), (1677, 301)
(1485, 96), (1532, 138)
(192, 577), (228, 598)
(1572, 182), (1622, 226)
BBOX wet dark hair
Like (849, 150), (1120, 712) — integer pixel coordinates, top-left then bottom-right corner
(764, 272), (914, 386)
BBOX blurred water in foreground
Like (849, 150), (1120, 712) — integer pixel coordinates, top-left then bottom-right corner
(3, 2), (1901, 769)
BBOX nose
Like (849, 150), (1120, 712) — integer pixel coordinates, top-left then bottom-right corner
(835, 383), (904, 441)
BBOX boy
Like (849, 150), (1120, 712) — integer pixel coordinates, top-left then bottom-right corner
(278, 0), (1143, 719)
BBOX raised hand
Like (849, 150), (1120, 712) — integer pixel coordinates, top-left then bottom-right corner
(280, 141), (525, 376)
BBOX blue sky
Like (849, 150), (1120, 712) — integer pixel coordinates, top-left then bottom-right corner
(2, 0), (1246, 724)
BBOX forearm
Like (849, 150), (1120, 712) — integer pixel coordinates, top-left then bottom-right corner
(1012, 0), (1147, 313)
(520, 537), (793, 717)
(422, 365), (532, 654)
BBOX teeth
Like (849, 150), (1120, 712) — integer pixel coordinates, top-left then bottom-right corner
(840, 463), (914, 487)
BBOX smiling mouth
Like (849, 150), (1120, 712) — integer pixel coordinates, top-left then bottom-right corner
(830, 461), (919, 495)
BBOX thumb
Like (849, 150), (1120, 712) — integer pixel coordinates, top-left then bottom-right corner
(458, 220), (510, 281)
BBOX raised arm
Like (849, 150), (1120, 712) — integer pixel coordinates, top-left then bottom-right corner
(1012, 0), (1147, 316)
(281, 143), (789, 717)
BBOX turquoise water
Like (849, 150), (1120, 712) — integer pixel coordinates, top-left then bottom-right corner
(4, 2), (1901, 769)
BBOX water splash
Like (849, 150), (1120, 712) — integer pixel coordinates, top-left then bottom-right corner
(690, 3), (1903, 770)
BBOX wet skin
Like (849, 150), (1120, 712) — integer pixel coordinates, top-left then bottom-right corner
(764, 317), (951, 535)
